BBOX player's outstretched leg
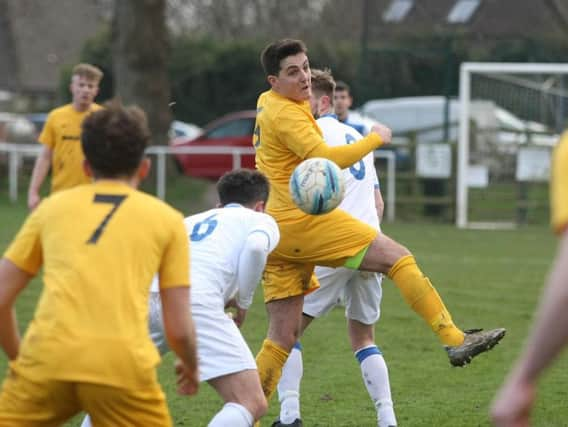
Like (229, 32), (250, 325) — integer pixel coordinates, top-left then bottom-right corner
(361, 235), (506, 366)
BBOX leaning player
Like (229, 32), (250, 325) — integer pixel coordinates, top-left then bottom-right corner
(252, 38), (506, 407)
(274, 68), (396, 427)
(0, 102), (198, 426)
(147, 169), (279, 427)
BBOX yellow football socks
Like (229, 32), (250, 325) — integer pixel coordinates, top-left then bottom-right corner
(255, 338), (290, 400)
(388, 255), (465, 346)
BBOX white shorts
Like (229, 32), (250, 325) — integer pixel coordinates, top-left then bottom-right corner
(303, 267), (382, 325)
(148, 292), (257, 382)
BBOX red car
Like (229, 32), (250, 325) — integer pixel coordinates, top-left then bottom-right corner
(171, 110), (257, 179)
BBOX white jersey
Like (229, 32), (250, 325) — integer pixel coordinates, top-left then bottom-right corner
(317, 114), (380, 230)
(341, 111), (372, 136)
(150, 204), (279, 304)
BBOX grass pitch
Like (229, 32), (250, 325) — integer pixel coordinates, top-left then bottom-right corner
(0, 188), (567, 426)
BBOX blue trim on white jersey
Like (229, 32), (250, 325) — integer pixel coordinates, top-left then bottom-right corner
(355, 345), (381, 363)
(293, 341), (303, 351)
(344, 121), (366, 135)
(224, 203), (244, 208)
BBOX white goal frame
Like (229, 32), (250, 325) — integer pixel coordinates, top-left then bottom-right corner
(457, 62), (568, 228)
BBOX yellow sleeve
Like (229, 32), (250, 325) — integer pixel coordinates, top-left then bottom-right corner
(307, 132), (383, 168)
(3, 209), (43, 275)
(551, 133), (568, 234)
(158, 214), (190, 289)
(38, 112), (56, 149)
(277, 104), (384, 168)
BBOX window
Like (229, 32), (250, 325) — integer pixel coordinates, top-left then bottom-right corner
(207, 119), (255, 139)
(382, 0), (414, 23)
(447, 0), (481, 24)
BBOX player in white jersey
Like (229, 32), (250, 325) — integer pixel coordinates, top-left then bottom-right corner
(273, 69), (397, 427)
(161, 169), (280, 427)
(80, 169), (280, 427)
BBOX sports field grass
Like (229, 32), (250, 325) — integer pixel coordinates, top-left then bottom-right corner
(1, 187), (567, 426)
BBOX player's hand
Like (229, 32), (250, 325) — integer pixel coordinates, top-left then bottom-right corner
(28, 192), (41, 211)
(371, 123), (392, 145)
(175, 358), (199, 396)
(233, 306), (248, 328)
(491, 374), (535, 427)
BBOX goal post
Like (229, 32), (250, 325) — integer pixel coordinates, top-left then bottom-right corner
(457, 62), (568, 228)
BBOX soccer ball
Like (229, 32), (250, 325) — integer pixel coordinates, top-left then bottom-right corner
(289, 157), (345, 215)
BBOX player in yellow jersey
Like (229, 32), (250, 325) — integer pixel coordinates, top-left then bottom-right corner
(491, 133), (568, 427)
(0, 102), (199, 426)
(252, 39), (506, 411)
(27, 63), (104, 211)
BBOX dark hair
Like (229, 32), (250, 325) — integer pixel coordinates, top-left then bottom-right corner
(260, 39), (307, 76)
(217, 169), (270, 206)
(335, 80), (351, 94)
(81, 100), (150, 178)
(311, 68), (335, 101)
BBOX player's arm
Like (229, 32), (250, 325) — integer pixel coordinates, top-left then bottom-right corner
(0, 259), (33, 360)
(374, 188), (384, 223)
(279, 106), (391, 168)
(160, 286), (199, 395)
(492, 229), (568, 426)
(234, 221), (280, 325)
(27, 146), (53, 211)
(159, 215), (198, 395)
(492, 137), (568, 426)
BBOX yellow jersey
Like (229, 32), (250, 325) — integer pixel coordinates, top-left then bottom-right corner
(39, 103), (102, 193)
(253, 90), (382, 221)
(3, 181), (189, 389)
(551, 132), (568, 234)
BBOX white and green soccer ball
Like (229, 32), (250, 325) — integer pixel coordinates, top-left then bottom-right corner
(289, 157), (345, 215)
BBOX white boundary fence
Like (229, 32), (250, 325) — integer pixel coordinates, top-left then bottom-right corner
(0, 142), (396, 221)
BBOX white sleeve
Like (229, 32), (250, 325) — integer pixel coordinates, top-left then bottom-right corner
(236, 217), (280, 309)
(149, 274), (160, 293)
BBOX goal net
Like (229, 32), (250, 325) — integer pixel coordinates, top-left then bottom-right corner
(456, 62), (568, 228)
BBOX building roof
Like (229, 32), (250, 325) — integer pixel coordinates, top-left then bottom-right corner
(372, 0), (568, 39)
(0, 0), (104, 94)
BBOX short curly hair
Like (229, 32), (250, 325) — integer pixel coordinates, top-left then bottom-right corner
(311, 68), (336, 101)
(216, 169), (270, 206)
(81, 100), (150, 178)
(260, 39), (307, 77)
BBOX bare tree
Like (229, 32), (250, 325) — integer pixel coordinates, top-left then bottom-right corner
(113, 0), (171, 145)
(166, 0), (329, 40)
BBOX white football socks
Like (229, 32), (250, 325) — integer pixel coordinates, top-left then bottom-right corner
(277, 344), (303, 424)
(80, 415), (92, 427)
(356, 345), (397, 427)
(208, 402), (254, 427)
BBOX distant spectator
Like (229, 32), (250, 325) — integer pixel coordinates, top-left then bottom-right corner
(334, 80), (371, 135)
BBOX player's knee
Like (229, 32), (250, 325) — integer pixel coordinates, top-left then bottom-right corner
(244, 393), (268, 420)
(254, 395), (268, 420)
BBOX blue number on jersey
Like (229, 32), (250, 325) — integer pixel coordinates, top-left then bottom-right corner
(253, 125), (261, 147)
(190, 214), (218, 241)
(345, 133), (366, 180)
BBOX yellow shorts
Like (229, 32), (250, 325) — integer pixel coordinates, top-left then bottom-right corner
(0, 364), (172, 427)
(263, 208), (378, 302)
